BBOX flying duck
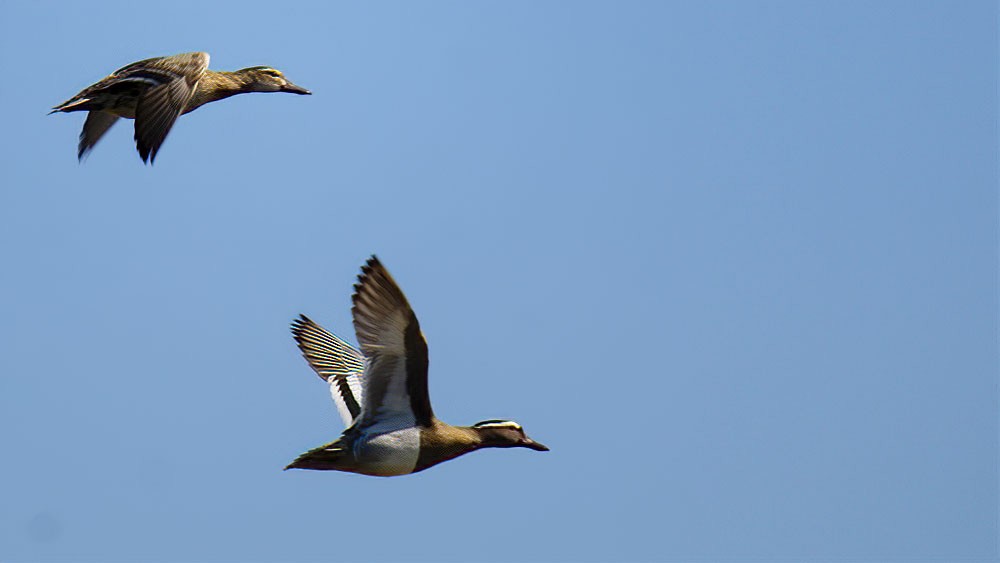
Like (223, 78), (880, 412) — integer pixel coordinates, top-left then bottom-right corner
(286, 256), (548, 476)
(50, 51), (310, 163)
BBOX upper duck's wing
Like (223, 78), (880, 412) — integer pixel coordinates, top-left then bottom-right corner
(78, 111), (120, 160)
(128, 52), (210, 163)
(351, 256), (434, 430)
(290, 314), (364, 427)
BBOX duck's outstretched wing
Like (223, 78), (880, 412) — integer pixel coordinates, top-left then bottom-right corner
(351, 256), (434, 431)
(130, 52), (210, 163)
(290, 314), (364, 427)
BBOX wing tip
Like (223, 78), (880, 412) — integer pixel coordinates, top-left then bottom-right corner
(290, 313), (313, 335)
(136, 140), (153, 164)
(357, 254), (382, 281)
(289, 314), (321, 350)
(351, 254), (388, 306)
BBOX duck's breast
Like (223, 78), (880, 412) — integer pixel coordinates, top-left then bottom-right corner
(355, 427), (421, 476)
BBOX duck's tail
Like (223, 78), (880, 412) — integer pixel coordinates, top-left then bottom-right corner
(50, 97), (92, 114)
(284, 440), (350, 471)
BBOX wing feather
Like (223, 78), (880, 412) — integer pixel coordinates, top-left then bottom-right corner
(351, 256), (434, 429)
(290, 314), (364, 426)
(131, 52), (209, 163)
(78, 111), (120, 160)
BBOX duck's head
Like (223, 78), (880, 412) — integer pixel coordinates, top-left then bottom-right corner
(472, 420), (549, 451)
(239, 66), (311, 95)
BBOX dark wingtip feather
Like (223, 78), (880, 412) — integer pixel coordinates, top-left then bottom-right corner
(352, 255), (384, 305)
(290, 314), (311, 339)
(136, 135), (155, 164)
(358, 255), (381, 277)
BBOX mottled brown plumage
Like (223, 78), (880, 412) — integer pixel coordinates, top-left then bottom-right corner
(50, 52), (310, 163)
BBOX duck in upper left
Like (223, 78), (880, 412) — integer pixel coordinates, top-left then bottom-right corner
(50, 52), (311, 164)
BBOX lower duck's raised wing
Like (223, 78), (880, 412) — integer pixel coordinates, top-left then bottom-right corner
(351, 256), (434, 430)
(291, 314), (364, 427)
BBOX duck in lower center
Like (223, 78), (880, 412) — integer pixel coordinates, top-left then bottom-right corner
(286, 256), (548, 476)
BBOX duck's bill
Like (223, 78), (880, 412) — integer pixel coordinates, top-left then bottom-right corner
(282, 83), (312, 95)
(522, 438), (550, 452)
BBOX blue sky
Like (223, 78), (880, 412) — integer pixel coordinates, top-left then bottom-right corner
(0, 1), (996, 561)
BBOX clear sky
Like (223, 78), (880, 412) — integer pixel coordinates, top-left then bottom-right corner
(0, 1), (995, 561)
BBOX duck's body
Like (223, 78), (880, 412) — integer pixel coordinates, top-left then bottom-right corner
(286, 256), (548, 477)
(50, 52), (310, 163)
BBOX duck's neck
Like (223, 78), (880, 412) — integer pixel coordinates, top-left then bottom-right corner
(411, 422), (483, 473)
(185, 70), (257, 113)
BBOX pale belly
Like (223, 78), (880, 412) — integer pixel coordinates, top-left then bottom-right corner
(354, 427), (420, 477)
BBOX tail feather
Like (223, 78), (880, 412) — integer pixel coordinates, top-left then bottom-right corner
(51, 97), (93, 114)
(285, 441), (349, 471)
